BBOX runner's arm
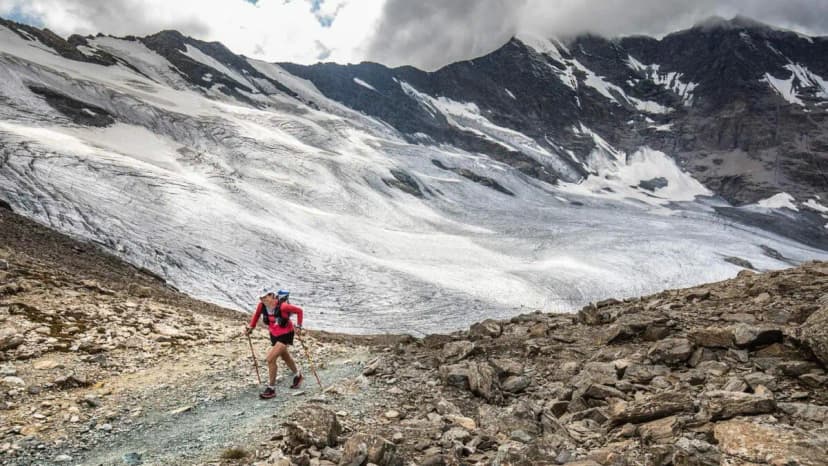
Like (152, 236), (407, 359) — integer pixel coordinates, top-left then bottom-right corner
(248, 302), (263, 329)
(283, 303), (303, 327)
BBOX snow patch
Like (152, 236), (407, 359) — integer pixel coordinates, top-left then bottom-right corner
(180, 44), (256, 91)
(756, 192), (799, 211)
(803, 198), (828, 213)
(353, 77), (377, 91)
(559, 146), (712, 207)
(625, 56), (698, 107)
(571, 59), (671, 114)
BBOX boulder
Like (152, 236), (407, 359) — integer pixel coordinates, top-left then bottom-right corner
(729, 324), (783, 348)
(638, 416), (680, 444)
(441, 341), (475, 362)
(688, 327), (734, 348)
(583, 384), (625, 401)
(439, 364), (470, 389)
(284, 407), (341, 448)
(468, 319), (502, 339)
(623, 364), (669, 384)
(701, 391), (775, 421)
(490, 358), (524, 377)
(647, 338), (694, 366)
(339, 433), (400, 466)
(467, 362), (500, 402)
(777, 402), (828, 422)
(609, 392), (695, 424)
(714, 420), (828, 466)
(501, 376), (530, 393)
(801, 305), (828, 367)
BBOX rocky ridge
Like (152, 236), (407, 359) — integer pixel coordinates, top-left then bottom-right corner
(276, 262), (828, 466)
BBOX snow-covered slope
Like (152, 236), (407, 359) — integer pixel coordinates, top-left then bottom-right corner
(1, 20), (827, 334)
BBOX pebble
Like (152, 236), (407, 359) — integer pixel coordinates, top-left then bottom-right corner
(384, 410), (400, 419)
(2, 376), (25, 386)
(98, 423), (113, 432)
(55, 454), (72, 462)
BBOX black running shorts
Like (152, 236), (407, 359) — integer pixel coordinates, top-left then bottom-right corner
(270, 331), (295, 346)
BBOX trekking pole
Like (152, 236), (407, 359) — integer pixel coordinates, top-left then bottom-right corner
(246, 333), (262, 385)
(297, 330), (323, 391)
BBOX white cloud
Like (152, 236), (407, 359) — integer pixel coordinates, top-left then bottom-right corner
(0, 0), (386, 65)
(1, 0), (826, 70)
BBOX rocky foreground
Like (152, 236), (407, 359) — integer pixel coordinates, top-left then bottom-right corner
(3, 203), (828, 465)
(277, 263), (828, 466)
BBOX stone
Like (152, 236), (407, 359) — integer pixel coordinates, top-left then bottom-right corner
(468, 319), (502, 339)
(609, 392), (695, 424)
(744, 372), (777, 391)
(2, 376), (25, 387)
(638, 416), (679, 444)
(721, 377), (748, 392)
(777, 402), (828, 422)
(701, 391), (775, 421)
(151, 323), (182, 338)
(467, 362), (499, 402)
(122, 452), (143, 465)
(441, 341), (475, 362)
(753, 292), (772, 304)
(54, 454), (72, 462)
(730, 324), (783, 348)
(801, 306), (828, 367)
(445, 415), (476, 431)
(501, 376), (530, 393)
(510, 429), (533, 443)
(689, 327), (734, 348)
(584, 383), (625, 400)
(0, 330), (24, 351)
(687, 347), (717, 368)
(799, 372), (828, 388)
(623, 364), (669, 384)
(695, 360), (730, 377)
(714, 420), (828, 466)
(439, 364), (470, 389)
(33, 360), (60, 370)
(384, 410), (400, 420)
(362, 358), (384, 376)
(284, 407), (341, 448)
(489, 358), (523, 377)
(441, 427), (471, 444)
(339, 433), (399, 466)
(647, 338), (693, 366)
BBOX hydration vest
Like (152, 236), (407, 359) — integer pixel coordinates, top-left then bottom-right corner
(261, 301), (289, 328)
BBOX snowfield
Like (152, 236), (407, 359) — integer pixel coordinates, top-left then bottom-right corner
(1, 26), (827, 335)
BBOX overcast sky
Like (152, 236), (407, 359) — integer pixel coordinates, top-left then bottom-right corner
(1, 0), (826, 70)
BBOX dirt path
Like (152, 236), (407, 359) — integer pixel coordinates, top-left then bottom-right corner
(74, 350), (373, 466)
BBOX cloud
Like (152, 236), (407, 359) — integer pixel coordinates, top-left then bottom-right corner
(365, 0), (828, 70)
(1, 0), (825, 71)
(0, 0), (384, 65)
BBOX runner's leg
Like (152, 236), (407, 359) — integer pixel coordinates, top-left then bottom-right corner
(281, 348), (298, 374)
(266, 343), (286, 386)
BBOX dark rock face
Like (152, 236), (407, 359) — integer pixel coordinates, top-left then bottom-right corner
(281, 18), (828, 209)
(28, 86), (115, 127)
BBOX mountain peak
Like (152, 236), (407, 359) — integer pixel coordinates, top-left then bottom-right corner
(692, 15), (774, 33)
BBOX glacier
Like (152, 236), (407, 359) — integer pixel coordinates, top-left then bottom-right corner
(1, 25), (827, 335)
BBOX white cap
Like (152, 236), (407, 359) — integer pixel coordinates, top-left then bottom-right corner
(258, 286), (276, 298)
